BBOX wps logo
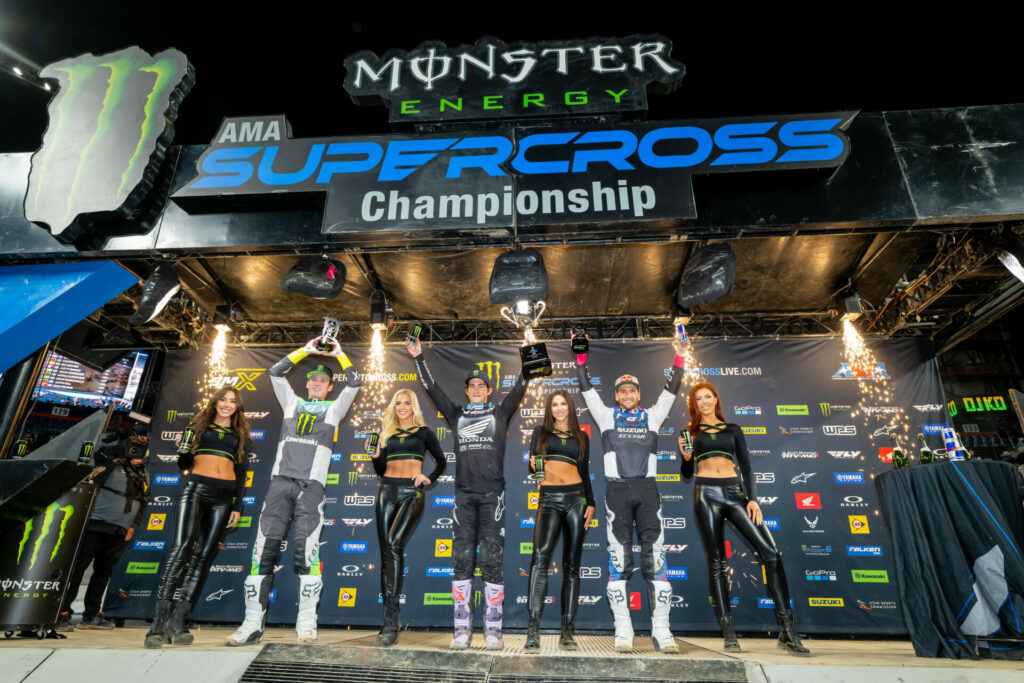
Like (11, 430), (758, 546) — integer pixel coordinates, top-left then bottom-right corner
(148, 513), (166, 530)
(475, 361), (502, 386)
(435, 539), (452, 557)
(16, 502), (74, 569)
(210, 368), (266, 391)
(25, 47), (194, 240)
(344, 495), (374, 506)
(822, 425), (857, 436)
(755, 472), (775, 484)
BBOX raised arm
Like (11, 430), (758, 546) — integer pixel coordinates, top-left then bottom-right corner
(410, 345), (459, 426)
(497, 366), (529, 426)
(323, 342), (361, 424)
(269, 343), (312, 412)
(647, 341), (687, 428)
(573, 343), (615, 434)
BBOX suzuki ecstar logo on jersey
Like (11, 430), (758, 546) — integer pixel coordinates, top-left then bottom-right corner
(848, 516), (870, 534)
(795, 493), (821, 509)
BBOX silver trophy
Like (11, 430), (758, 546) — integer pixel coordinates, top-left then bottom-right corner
(500, 301), (551, 378)
(318, 316), (341, 351)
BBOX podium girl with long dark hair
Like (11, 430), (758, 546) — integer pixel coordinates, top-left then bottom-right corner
(145, 387), (251, 648)
(524, 389), (594, 653)
(368, 388), (446, 647)
(678, 382), (809, 656)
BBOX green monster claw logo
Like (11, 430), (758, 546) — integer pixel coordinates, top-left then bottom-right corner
(25, 46), (194, 242)
(17, 503), (75, 569)
(296, 413), (319, 436)
(476, 361), (501, 387)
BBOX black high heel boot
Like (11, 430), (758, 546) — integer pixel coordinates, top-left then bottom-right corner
(718, 614), (740, 652)
(167, 600), (194, 645)
(144, 599), (173, 649)
(524, 612), (541, 652)
(376, 600), (399, 647)
(558, 615), (579, 650)
(776, 610), (810, 656)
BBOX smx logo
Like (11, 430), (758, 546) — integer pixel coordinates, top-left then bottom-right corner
(475, 361), (502, 387)
(209, 369), (266, 391)
(25, 46), (194, 241)
(17, 502), (75, 569)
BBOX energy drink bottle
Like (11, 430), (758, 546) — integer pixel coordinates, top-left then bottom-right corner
(942, 427), (964, 461)
(178, 427), (196, 454)
(408, 322), (422, 345)
(78, 441), (95, 464)
(680, 428), (693, 452)
(368, 432), (380, 455)
(676, 321), (690, 348)
(531, 454), (545, 481)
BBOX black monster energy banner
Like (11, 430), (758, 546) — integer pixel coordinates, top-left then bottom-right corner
(106, 338), (945, 634)
(0, 484), (96, 627)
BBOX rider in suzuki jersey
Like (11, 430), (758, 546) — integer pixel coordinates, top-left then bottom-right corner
(407, 339), (529, 650)
(573, 334), (687, 653)
(226, 337), (360, 646)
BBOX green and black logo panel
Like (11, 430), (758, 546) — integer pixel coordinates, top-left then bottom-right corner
(25, 46), (194, 242)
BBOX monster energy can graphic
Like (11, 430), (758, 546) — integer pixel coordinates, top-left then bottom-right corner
(0, 484), (96, 628)
(24, 46), (194, 242)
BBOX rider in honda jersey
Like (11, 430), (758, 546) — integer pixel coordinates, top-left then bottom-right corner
(407, 339), (529, 650)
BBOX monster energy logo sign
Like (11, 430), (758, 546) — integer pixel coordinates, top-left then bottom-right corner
(296, 413), (319, 435)
(476, 361), (501, 386)
(17, 503), (75, 570)
(25, 46), (194, 242)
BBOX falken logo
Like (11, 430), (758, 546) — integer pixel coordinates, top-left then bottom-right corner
(832, 362), (889, 380)
(822, 425), (857, 436)
(828, 451), (861, 459)
(133, 540), (164, 550)
(16, 502), (75, 569)
(847, 545), (882, 556)
(25, 46), (194, 241)
(427, 567), (454, 577)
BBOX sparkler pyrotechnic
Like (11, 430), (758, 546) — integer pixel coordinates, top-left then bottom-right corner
(194, 325), (229, 410)
(349, 327), (394, 431)
(840, 319), (909, 446)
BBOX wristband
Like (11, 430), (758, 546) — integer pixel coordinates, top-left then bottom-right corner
(673, 355), (686, 369)
(287, 348), (308, 364)
(337, 354), (353, 371)
(576, 353), (588, 365)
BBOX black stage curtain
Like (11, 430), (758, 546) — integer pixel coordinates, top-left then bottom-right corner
(877, 461), (1024, 658)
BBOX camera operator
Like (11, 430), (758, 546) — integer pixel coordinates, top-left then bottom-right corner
(57, 423), (150, 631)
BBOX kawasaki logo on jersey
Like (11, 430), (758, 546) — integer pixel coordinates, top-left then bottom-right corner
(25, 46), (194, 242)
(17, 502), (74, 570)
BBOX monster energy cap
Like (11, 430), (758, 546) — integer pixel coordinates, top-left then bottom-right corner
(465, 369), (491, 388)
(307, 364), (333, 380)
(615, 374), (640, 391)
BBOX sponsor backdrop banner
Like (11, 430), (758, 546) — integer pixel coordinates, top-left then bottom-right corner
(105, 338), (944, 633)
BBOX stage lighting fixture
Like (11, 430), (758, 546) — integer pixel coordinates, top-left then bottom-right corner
(281, 254), (347, 299)
(370, 292), (389, 331)
(488, 248), (548, 304)
(129, 262), (180, 326)
(837, 290), (863, 322)
(997, 235), (1024, 284)
(212, 304), (234, 332)
(678, 243), (735, 307)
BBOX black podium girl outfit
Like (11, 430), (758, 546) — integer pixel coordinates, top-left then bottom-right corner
(681, 422), (808, 656)
(145, 424), (249, 648)
(525, 426), (593, 651)
(372, 426), (446, 645)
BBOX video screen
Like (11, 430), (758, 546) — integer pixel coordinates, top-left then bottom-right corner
(31, 350), (149, 412)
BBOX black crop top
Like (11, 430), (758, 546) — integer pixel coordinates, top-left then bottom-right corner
(372, 426), (447, 483)
(177, 423), (250, 513)
(529, 426), (595, 504)
(680, 423), (757, 499)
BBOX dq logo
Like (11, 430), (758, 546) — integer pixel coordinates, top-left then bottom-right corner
(24, 46), (194, 241)
(848, 515), (870, 534)
(209, 369), (266, 391)
(17, 502), (74, 569)
(148, 513), (166, 530)
(475, 361), (502, 386)
(337, 588), (357, 607)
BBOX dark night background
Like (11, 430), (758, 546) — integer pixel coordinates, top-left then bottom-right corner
(1, 3), (1021, 151)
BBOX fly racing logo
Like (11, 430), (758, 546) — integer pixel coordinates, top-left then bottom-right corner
(757, 496), (778, 506)
(17, 502), (75, 569)
(342, 518), (373, 527)
(295, 412), (319, 436)
(475, 361), (502, 387)
(578, 595), (603, 605)
(245, 411), (271, 420)
(914, 404), (942, 412)
(25, 46), (194, 241)
(828, 451), (861, 459)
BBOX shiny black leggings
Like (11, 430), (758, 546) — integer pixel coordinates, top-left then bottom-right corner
(694, 479), (792, 618)
(527, 484), (587, 619)
(375, 477), (424, 605)
(155, 475), (233, 603)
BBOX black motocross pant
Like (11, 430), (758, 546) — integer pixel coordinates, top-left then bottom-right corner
(375, 477), (425, 604)
(605, 478), (668, 582)
(156, 474), (233, 604)
(61, 524), (126, 618)
(453, 488), (505, 583)
(527, 484), (587, 619)
(694, 478), (792, 617)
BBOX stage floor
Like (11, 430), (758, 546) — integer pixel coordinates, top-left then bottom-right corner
(1, 626), (1021, 682)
